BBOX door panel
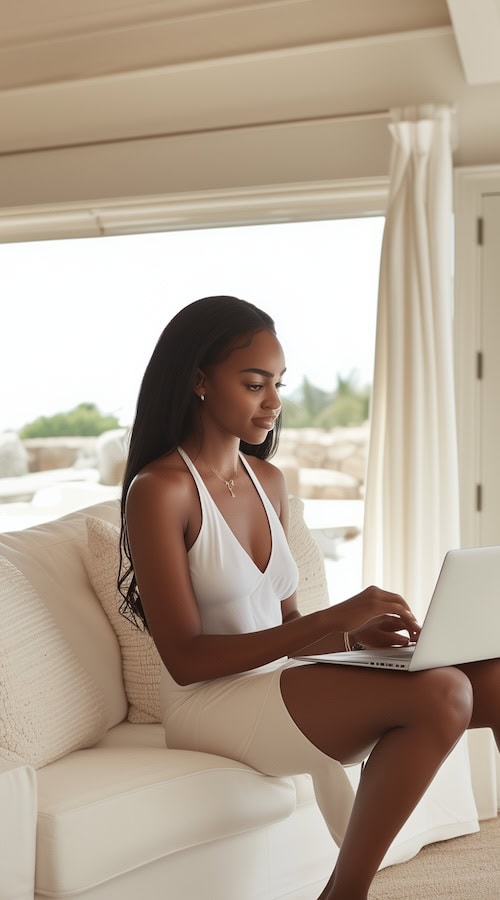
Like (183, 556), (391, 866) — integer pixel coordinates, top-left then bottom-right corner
(479, 194), (500, 546)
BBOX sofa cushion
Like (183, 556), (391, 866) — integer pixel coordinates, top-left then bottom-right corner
(0, 557), (109, 768)
(0, 500), (128, 727)
(288, 496), (329, 615)
(35, 722), (296, 895)
(84, 516), (161, 723)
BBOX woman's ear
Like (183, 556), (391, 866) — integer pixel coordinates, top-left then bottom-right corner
(193, 368), (207, 400)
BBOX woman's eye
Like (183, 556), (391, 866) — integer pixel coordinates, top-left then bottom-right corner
(246, 382), (286, 391)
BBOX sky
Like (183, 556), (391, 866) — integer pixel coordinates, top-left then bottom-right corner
(1, 216), (384, 433)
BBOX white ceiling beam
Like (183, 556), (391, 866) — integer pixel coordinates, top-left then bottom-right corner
(0, 28), (458, 155)
(447, 0), (500, 84)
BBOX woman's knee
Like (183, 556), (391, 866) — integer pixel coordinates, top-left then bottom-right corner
(417, 667), (473, 740)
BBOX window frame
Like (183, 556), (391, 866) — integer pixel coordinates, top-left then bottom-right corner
(0, 178), (389, 244)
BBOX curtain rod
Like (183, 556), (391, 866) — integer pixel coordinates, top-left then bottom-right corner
(0, 108), (390, 159)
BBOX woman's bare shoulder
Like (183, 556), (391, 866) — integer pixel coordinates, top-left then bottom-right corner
(244, 453), (284, 480)
(243, 454), (288, 510)
(126, 450), (193, 515)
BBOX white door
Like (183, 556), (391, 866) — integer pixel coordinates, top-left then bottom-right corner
(455, 175), (500, 817)
(479, 192), (500, 813)
(479, 193), (500, 546)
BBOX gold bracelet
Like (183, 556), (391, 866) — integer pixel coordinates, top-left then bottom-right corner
(344, 631), (365, 652)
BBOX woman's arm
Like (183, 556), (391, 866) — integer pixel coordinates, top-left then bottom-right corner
(126, 464), (419, 685)
(277, 476), (419, 655)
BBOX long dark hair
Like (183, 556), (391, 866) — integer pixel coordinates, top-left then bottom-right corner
(118, 295), (282, 630)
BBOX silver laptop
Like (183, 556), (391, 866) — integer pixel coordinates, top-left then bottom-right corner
(294, 545), (500, 671)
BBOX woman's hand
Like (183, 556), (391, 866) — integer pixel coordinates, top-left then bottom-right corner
(326, 585), (420, 645)
(350, 613), (421, 650)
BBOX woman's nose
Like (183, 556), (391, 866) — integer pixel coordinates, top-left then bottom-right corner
(263, 387), (281, 411)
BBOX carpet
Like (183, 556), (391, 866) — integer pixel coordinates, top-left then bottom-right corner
(369, 817), (500, 899)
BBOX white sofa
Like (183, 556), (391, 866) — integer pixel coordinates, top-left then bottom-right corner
(0, 497), (480, 900)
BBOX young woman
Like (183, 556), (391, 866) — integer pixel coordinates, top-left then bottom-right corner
(119, 295), (500, 900)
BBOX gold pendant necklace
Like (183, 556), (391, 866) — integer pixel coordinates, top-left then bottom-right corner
(210, 466), (237, 498)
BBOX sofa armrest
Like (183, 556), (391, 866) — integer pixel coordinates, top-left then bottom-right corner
(0, 763), (37, 900)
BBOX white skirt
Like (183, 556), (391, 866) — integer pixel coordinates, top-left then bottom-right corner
(160, 659), (357, 847)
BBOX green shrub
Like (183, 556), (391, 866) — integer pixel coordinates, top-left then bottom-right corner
(20, 403), (120, 438)
(281, 373), (370, 429)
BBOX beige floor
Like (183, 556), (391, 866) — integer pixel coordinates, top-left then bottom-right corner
(370, 816), (500, 900)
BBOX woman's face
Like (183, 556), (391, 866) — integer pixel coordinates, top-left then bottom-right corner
(199, 329), (286, 444)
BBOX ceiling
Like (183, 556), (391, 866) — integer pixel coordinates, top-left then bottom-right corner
(0, 1), (454, 90)
(0, 0), (499, 189)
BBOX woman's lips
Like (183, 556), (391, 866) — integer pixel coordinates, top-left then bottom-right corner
(252, 417), (277, 429)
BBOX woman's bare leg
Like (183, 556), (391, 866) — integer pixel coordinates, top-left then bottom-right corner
(280, 663), (473, 900)
(459, 658), (500, 747)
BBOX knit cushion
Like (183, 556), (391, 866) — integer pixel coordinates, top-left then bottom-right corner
(288, 496), (330, 615)
(84, 518), (161, 724)
(0, 557), (108, 769)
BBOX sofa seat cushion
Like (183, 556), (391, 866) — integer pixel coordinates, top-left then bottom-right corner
(35, 723), (297, 896)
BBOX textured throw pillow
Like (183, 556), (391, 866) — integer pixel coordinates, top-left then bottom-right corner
(0, 557), (109, 769)
(84, 517), (161, 724)
(288, 495), (330, 615)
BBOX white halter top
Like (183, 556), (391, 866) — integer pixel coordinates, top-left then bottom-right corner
(176, 446), (299, 637)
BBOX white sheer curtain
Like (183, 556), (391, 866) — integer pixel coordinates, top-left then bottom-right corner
(362, 104), (459, 620)
(361, 103), (490, 832)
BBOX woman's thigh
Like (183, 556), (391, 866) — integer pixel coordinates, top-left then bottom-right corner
(457, 658), (500, 728)
(280, 661), (473, 765)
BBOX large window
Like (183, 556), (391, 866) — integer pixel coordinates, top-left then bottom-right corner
(1, 215), (384, 600)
